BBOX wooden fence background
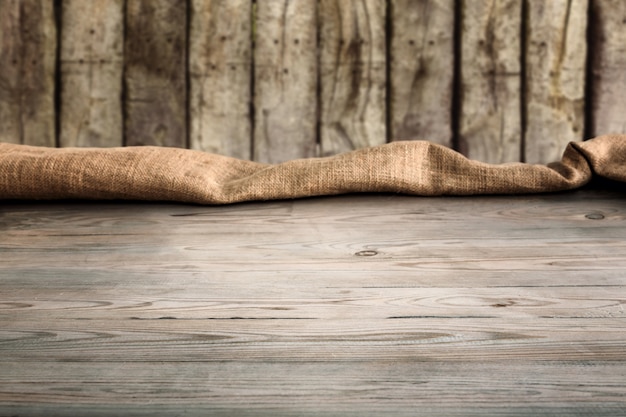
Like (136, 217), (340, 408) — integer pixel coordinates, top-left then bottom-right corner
(0, 0), (624, 164)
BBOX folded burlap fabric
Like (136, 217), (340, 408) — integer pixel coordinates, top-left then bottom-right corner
(0, 135), (624, 204)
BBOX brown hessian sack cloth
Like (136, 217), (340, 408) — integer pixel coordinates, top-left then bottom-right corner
(0, 135), (624, 204)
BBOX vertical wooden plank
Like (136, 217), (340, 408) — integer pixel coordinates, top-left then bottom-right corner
(319, 0), (386, 157)
(0, 0), (56, 146)
(590, 0), (626, 136)
(460, 0), (522, 163)
(254, 0), (318, 163)
(189, 0), (251, 158)
(525, 0), (587, 164)
(60, 0), (123, 147)
(125, 0), (187, 148)
(390, 0), (454, 146)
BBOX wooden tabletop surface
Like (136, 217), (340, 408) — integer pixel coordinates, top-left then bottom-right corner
(1, 188), (625, 416)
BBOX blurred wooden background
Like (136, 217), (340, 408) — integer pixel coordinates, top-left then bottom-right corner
(0, 0), (623, 164)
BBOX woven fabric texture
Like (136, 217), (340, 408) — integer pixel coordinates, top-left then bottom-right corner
(0, 135), (624, 204)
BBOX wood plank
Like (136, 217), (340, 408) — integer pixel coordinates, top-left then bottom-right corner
(525, 0), (587, 164)
(189, 0), (252, 159)
(124, 0), (187, 148)
(2, 286), (624, 321)
(319, 0), (386, 156)
(2, 314), (626, 363)
(253, 0), (318, 163)
(59, 0), (123, 147)
(459, 0), (522, 163)
(2, 362), (625, 416)
(389, 0), (454, 146)
(590, 0), (626, 136)
(0, 0), (56, 146)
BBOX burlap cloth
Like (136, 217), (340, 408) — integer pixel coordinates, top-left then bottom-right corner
(0, 135), (624, 204)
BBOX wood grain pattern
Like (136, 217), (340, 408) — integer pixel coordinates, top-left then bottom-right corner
(1, 362), (624, 416)
(389, 0), (454, 146)
(253, 0), (318, 163)
(319, 0), (386, 156)
(189, 0), (252, 159)
(590, 0), (626, 136)
(124, 0), (187, 147)
(0, 0), (56, 146)
(59, 0), (123, 147)
(460, 0), (522, 163)
(525, 0), (587, 164)
(1, 190), (625, 415)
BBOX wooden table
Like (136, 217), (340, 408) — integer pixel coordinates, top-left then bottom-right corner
(1, 188), (625, 416)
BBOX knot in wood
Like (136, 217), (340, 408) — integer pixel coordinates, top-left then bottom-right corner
(355, 250), (378, 257)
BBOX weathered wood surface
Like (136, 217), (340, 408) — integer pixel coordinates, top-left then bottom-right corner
(590, 0), (626, 136)
(254, 0), (318, 163)
(3, 2), (626, 163)
(59, 0), (124, 147)
(189, 0), (252, 159)
(124, 0), (187, 148)
(460, 0), (522, 163)
(525, 0), (587, 164)
(319, 0), (386, 156)
(0, 0), (56, 146)
(1, 189), (625, 416)
(389, 0), (454, 146)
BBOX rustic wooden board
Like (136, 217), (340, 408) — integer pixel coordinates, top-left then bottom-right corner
(1, 361), (624, 416)
(189, 0), (252, 159)
(319, 0), (386, 156)
(590, 0), (626, 136)
(253, 0), (318, 163)
(3, 286), (625, 323)
(525, 0), (587, 164)
(0, 190), (625, 416)
(0, 0), (56, 146)
(124, 0), (187, 148)
(59, 0), (123, 147)
(459, 0), (522, 163)
(389, 0), (454, 146)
